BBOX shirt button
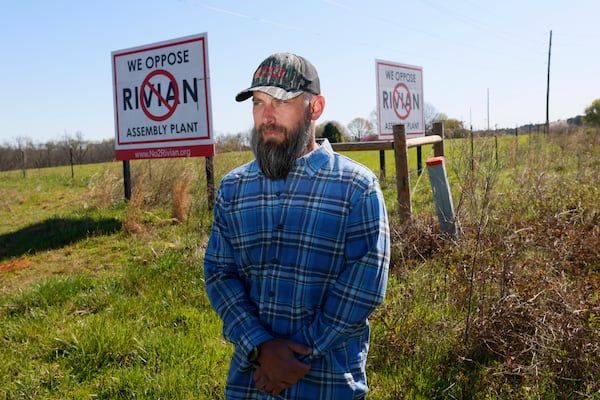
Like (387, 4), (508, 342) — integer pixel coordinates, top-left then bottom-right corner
(277, 224), (283, 230)
(271, 258), (279, 264)
(269, 291), (275, 297)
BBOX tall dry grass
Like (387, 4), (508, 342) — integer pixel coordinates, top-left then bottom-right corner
(123, 173), (147, 234)
(86, 159), (202, 232)
(171, 170), (192, 223)
(375, 128), (600, 399)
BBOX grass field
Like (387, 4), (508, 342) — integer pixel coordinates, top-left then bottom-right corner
(1, 130), (599, 399)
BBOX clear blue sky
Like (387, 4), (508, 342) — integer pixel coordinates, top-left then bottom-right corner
(1, 0), (598, 144)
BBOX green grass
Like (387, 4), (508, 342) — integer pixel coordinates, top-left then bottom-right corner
(1, 241), (229, 399)
(1, 129), (599, 399)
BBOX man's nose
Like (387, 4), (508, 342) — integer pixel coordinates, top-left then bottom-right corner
(260, 104), (276, 125)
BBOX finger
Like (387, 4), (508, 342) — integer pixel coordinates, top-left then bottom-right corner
(271, 386), (284, 396)
(253, 376), (266, 389)
(253, 367), (268, 384)
(288, 341), (313, 356)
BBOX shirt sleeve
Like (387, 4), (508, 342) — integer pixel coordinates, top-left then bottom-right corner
(291, 179), (390, 357)
(203, 187), (274, 358)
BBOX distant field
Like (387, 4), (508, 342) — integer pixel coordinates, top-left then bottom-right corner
(1, 130), (599, 399)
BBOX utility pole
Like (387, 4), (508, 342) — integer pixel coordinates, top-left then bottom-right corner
(487, 88), (490, 133)
(545, 30), (552, 134)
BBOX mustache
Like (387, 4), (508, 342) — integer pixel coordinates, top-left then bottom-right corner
(259, 124), (287, 135)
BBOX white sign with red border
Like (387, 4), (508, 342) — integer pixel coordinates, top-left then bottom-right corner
(375, 59), (424, 139)
(112, 33), (214, 160)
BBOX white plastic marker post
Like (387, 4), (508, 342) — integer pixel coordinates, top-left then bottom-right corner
(426, 156), (458, 240)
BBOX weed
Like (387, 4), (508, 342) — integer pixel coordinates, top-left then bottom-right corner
(171, 169), (192, 223)
(123, 174), (147, 234)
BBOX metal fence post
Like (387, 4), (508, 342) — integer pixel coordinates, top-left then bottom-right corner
(123, 160), (131, 201)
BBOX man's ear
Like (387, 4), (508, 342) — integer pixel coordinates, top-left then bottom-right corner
(310, 95), (325, 121)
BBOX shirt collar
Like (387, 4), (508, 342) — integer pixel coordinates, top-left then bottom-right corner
(294, 138), (332, 178)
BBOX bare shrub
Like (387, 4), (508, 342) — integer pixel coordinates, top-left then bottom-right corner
(123, 174), (147, 234)
(86, 164), (122, 208)
(383, 128), (599, 398)
(171, 171), (192, 223)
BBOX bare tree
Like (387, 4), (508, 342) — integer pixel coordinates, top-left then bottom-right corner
(86, 139), (115, 163)
(424, 102), (440, 133)
(0, 139), (22, 171)
(44, 141), (59, 167)
(369, 109), (378, 133)
(347, 117), (375, 141)
(71, 131), (88, 164)
(60, 131), (88, 165)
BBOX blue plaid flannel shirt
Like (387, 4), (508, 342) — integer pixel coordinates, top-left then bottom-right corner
(204, 139), (390, 399)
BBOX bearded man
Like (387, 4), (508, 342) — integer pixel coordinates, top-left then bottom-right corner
(204, 53), (390, 399)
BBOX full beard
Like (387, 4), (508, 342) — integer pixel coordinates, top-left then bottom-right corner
(250, 111), (312, 180)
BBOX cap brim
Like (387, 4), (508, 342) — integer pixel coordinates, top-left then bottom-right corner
(235, 86), (303, 102)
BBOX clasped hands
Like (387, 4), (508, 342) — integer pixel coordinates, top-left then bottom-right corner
(252, 338), (312, 396)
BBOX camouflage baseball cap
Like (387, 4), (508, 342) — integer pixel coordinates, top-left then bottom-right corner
(235, 52), (320, 102)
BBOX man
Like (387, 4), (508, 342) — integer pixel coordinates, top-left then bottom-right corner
(204, 52), (390, 399)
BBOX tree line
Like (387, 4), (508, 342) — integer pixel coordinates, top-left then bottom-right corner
(0, 133), (114, 172)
